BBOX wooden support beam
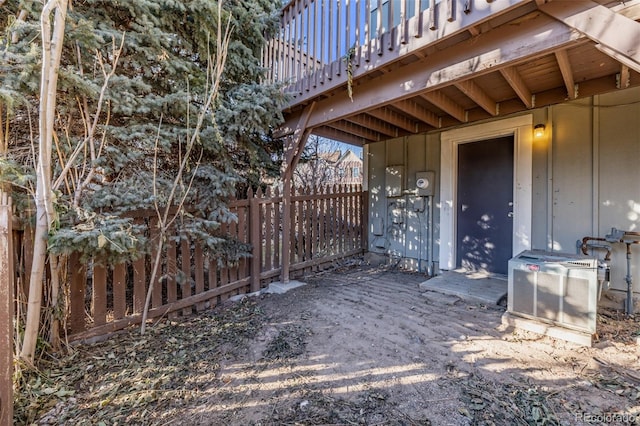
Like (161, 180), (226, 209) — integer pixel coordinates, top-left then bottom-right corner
(313, 126), (371, 146)
(500, 66), (533, 108)
(366, 107), (420, 133)
(281, 102), (315, 283)
(393, 99), (440, 128)
(329, 120), (383, 142)
(619, 65), (631, 89)
(421, 90), (467, 122)
(345, 114), (398, 137)
(554, 49), (576, 99)
(455, 79), (497, 116)
(539, 0), (640, 74)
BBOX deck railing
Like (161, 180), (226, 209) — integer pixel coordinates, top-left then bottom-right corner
(265, 0), (427, 88)
(263, 0), (529, 102)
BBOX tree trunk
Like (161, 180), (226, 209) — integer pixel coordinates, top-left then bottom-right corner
(21, 0), (69, 363)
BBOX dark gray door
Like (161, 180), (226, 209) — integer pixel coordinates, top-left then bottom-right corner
(456, 136), (514, 275)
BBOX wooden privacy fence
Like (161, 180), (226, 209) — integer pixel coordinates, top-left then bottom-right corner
(10, 185), (365, 342)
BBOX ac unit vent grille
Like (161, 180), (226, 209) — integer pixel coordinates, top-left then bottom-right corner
(564, 261), (594, 268)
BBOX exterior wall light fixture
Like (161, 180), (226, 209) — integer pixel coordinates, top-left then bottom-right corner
(534, 124), (546, 138)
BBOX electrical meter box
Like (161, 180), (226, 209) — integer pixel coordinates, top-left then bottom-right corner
(415, 171), (435, 197)
(385, 166), (404, 197)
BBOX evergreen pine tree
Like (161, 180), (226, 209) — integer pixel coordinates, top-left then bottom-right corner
(1, 0), (285, 261)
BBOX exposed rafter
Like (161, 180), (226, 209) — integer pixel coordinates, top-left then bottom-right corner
(328, 120), (383, 142)
(421, 91), (467, 122)
(500, 66), (533, 108)
(345, 114), (398, 137)
(366, 107), (419, 133)
(312, 126), (370, 146)
(540, 0), (640, 74)
(392, 99), (440, 128)
(454, 80), (498, 116)
(554, 49), (576, 99)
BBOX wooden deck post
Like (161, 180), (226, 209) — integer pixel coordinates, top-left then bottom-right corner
(0, 191), (14, 425)
(281, 103), (315, 283)
(249, 188), (261, 292)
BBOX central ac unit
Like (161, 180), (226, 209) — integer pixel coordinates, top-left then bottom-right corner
(508, 250), (598, 334)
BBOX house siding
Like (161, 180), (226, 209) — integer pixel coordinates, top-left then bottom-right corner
(366, 86), (640, 297)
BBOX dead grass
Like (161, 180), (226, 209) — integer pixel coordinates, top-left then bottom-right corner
(13, 263), (640, 425)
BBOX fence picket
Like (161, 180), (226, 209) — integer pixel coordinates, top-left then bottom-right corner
(113, 264), (126, 319)
(69, 253), (87, 333)
(195, 243), (205, 311)
(180, 237), (192, 316)
(264, 188), (273, 271)
(149, 217), (162, 309)
(167, 236), (178, 319)
(274, 187), (281, 267)
(208, 257), (218, 309)
(92, 264), (107, 326)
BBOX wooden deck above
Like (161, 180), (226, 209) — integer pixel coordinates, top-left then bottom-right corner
(264, 0), (640, 145)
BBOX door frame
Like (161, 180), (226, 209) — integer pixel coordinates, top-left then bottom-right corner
(439, 115), (533, 271)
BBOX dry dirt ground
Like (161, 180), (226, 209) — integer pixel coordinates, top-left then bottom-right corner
(20, 262), (640, 425)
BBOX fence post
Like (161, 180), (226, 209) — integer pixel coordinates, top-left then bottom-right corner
(249, 188), (261, 293)
(0, 191), (14, 425)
